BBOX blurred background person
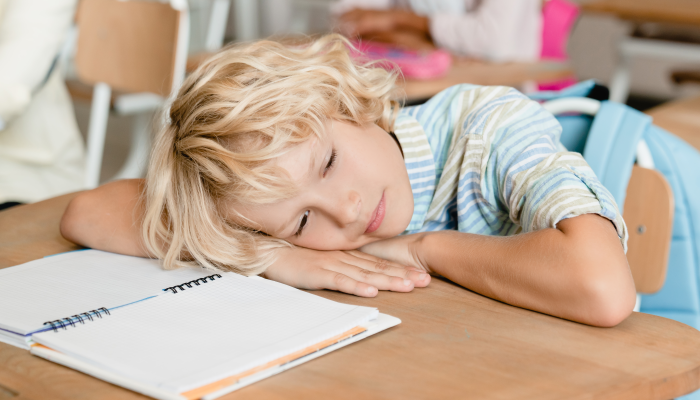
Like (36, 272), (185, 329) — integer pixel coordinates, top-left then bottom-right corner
(332, 0), (543, 62)
(0, 0), (84, 210)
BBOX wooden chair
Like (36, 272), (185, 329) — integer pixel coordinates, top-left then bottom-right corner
(624, 165), (674, 295)
(74, 0), (190, 189)
(543, 98), (675, 308)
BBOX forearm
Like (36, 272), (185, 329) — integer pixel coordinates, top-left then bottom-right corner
(60, 179), (150, 257)
(418, 215), (636, 327)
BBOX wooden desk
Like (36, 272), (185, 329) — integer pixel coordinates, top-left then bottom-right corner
(2, 194), (700, 399)
(582, 0), (700, 26)
(400, 59), (573, 103)
(646, 96), (700, 151)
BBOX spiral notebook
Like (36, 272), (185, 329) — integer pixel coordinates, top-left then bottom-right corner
(0, 250), (400, 400)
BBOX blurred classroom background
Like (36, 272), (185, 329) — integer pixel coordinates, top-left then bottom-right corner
(64, 0), (700, 183)
(2, 0), (699, 194)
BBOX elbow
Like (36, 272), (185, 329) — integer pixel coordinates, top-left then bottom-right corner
(573, 259), (637, 328)
(554, 214), (636, 327)
(579, 276), (636, 328)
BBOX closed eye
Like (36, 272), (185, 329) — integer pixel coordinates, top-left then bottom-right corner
(295, 211), (309, 236)
(324, 149), (337, 176)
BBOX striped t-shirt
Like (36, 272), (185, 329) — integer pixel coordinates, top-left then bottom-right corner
(394, 84), (628, 249)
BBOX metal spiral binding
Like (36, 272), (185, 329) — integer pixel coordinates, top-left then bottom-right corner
(43, 307), (111, 333)
(163, 274), (222, 294)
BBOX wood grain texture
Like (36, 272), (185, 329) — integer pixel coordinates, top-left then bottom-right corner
(623, 166), (674, 294)
(1, 195), (700, 399)
(582, 0), (700, 26)
(647, 96), (700, 152)
(0, 193), (81, 269)
(74, 0), (180, 96)
(0, 341), (148, 400)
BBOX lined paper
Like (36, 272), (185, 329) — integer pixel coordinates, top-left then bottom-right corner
(0, 250), (217, 334)
(33, 273), (377, 394)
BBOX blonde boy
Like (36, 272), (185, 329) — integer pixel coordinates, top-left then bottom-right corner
(61, 35), (635, 327)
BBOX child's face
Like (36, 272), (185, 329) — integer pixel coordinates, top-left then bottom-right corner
(231, 120), (414, 250)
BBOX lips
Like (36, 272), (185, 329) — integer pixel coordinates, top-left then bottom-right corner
(365, 192), (386, 234)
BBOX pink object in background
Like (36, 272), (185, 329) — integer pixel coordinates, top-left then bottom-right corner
(350, 41), (452, 80)
(539, 0), (580, 90)
(541, 0), (579, 61)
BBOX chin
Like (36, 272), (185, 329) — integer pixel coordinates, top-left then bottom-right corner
(381, 209), (412, 239)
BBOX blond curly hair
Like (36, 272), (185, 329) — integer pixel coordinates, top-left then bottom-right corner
(142, 34), (401, 275)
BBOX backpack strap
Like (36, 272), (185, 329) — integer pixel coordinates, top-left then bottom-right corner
(583, 101), (652, 212)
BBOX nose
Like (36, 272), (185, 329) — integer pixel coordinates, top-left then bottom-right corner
(332, 190), (361, 227)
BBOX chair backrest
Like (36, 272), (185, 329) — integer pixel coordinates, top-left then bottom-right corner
(623, 166), (674, 293)
(74, 0), (186, 97)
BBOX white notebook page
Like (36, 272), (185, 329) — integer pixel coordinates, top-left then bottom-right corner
(33, 273), (377, 394)
(0, 250), (218, 335)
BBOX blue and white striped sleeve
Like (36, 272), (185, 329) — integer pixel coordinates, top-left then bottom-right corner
(457, 86), (629, 249)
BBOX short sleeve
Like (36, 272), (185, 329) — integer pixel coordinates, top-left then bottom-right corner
(479, 90), (629, 251)
(404, 84), (628, 251)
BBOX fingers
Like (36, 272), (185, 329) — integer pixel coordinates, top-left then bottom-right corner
(307, 255), (428, 295)
(343, 249), (411, 267)
(338, 264), (417, 293)
(408, 270), (431, 288)
(310, 269), (379, 298)
(330, 252), (429, 291)
(343, 250), (431, 287)
(265, 247), (429, 299)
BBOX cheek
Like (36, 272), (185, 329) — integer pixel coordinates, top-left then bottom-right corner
(382, 169), (413, 236)
(292, 222), (364, 251)
(295, 234), (353, 251)
(382, 148), (414, 234)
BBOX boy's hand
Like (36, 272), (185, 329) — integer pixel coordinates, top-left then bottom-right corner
(263, 246), (430, 297)
(359, 233), (432, 273)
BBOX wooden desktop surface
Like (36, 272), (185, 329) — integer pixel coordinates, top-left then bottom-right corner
(646, 96), (700, 152)
(582, 0), (700, 25)
(1, 194), (700, 399)
(399, 59), (573, 103)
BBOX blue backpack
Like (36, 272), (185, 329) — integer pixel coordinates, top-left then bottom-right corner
(530, 81), (700, 331)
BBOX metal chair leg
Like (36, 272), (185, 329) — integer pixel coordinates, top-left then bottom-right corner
(609, 39), (631, 104)
(84, 82), (112, 189)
